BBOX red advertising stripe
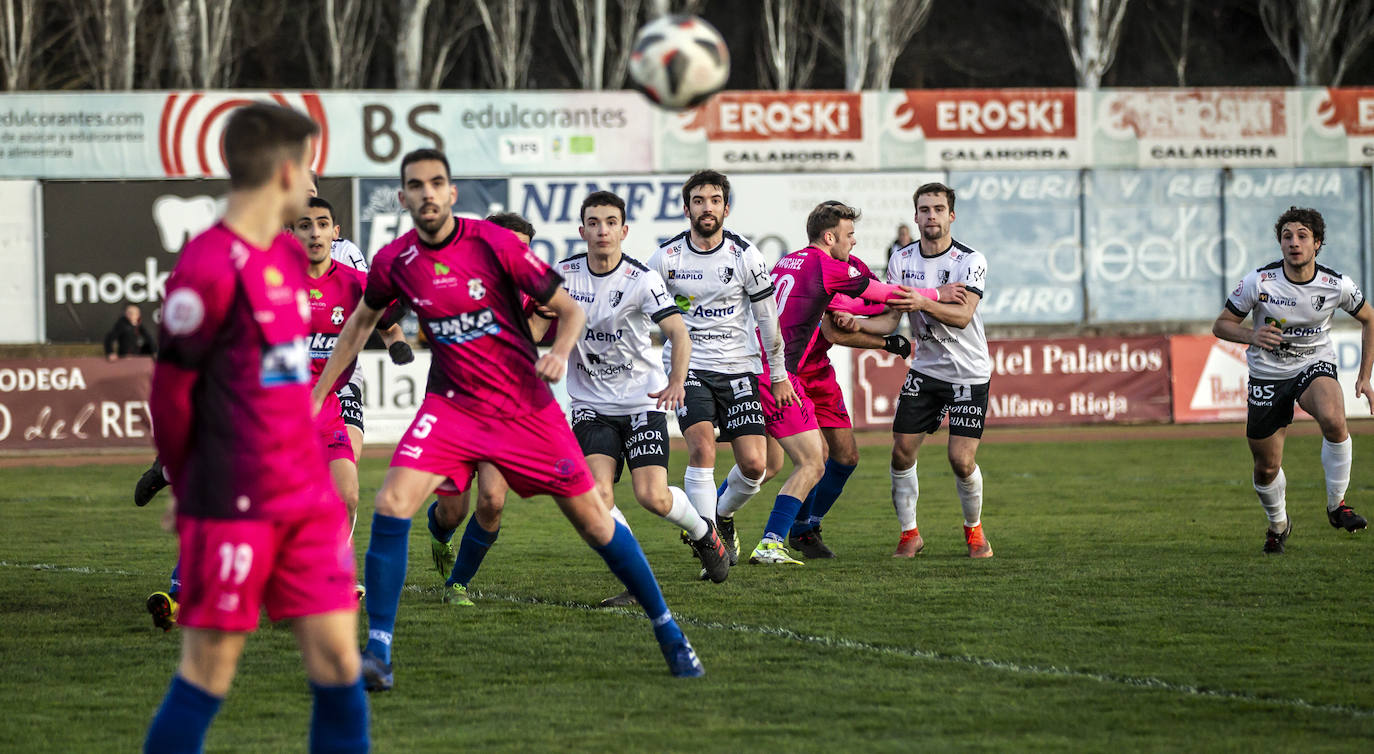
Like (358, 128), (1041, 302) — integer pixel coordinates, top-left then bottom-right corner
(1100, 89), (1288, 138)
(892, 89), (1077, 139)
(0, 357), (153, 452)
(681, 91), (863, 141)
(1317, 88), (1374, 136)
(852, 336), (1172, 430)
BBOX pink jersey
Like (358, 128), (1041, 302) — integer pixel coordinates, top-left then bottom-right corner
(365, 218), (562, 416)
(773, 248), (888, 374)
(307, 261), (366, 393)
(153, 224), (334, 520)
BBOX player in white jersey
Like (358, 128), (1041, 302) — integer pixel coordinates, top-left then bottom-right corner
(1212, 206), (1374, 554)
(647, 170), (796, 544)
(843, 182), (993, 559)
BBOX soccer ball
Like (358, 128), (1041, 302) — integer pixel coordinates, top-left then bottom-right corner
(628, 14), (730, 110)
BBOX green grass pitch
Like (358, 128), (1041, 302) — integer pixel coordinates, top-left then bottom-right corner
(2, 430), (1373, 751)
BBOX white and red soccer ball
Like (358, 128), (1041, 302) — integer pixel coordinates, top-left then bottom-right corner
(629, 14), (730, 110)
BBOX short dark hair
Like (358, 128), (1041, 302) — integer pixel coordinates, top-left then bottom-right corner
(307, 195), (335, 221)
(913, 182), (956, 212)
(1274, 206), (1325, 247)
(681, 169), (731, 207)
(581, 190), (627, 224)
(806, 202), (861, 243)
(222, 103), (319, 190)
(400, 148), (451, 185)
(486, 212), (536, 241)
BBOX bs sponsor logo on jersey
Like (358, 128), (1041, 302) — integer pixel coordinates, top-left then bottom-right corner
(1261, 271), (1279, 281)
(427, 308), (500, 345)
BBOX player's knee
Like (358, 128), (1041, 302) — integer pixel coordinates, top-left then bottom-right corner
(891, 446), (916, 471)
(739, 455), (767, 480)
(374, 485), (414, 518)
(1252, 458), (1281, 483)
(308, 645), (361, 686)
(633, 485), (670, 516)
(831, 446), (860, 467)
(435, 495), (469, 529)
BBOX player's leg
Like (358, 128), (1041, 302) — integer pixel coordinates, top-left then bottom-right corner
(362, 465), (447, 680)
(134, 456), (169, 507)
(890, 370), (941, 557)
(948, 436), (992, 558)
(443, 464), (508, 605)
(749, 429), (824, 565)
(346, 426), (364, 465)
(714, 374), (775, 555)
(1247, 373), (1295, 553)
(427, 488), (469, 579)
(629, 460), (729, 583)
(552, 487), (704, 677)
(791, 370), (860, 541)
(329, 458), (360, 532)
(681, 371), (722, 522)
(145, 628), (248, 752)
(293, 611), (368, 753)
(1297, 370), (1366, 531)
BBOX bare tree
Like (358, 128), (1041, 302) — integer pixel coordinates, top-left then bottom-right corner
(551, 0), (607, 89)
(1044, 0), (1131, 89)
(420, 1), (483, 89)
(161, 0), (233, 87)
(473, 0), (537, 89)
(1260, 0), (1374, 86)
(319, 0), (375, 88)
(868, 0), (933, 89)
(834, 0), (870, 91)
(1146, 0), (1192, 86)
(0, 0), (37, 90)
(395, 0), (429, 89)
(66, 0), (144, 89)
(757, 0), (826, 90)
(604, 0), (643, 88)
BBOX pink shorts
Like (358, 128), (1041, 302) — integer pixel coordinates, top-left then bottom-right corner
(760, 372), (818, 440)
(798, 365), (852, 429)
(392, 394), (595, 499)
(176, 505), (357, 632)
(315, 391), (354, 464)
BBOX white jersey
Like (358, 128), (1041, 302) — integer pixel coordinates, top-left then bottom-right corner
(558, 253), (681, 415)
(331, 238), (368, 272)
(649, 229), (776, 375)
(1225, 260), (1366, 379)
(886, 239), (991, 382)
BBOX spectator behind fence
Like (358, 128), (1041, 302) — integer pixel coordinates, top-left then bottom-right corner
(889, 224), (913, 256)
(104, 304), (156, 360)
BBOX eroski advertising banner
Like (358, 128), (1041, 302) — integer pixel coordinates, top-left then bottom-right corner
(1298, 87), (1374, 164)
(850, 335), (1172, 430)
(0, 357), (153, 451)
(878, 89), (1086, 169)
(1092, 89), (1296, 167)
(656, 91), (876, 172)
(42, 178), (352, 343)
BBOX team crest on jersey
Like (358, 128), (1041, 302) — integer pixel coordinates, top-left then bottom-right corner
(610, 290), (624, 307)
(717, 266), (734, 284)
(937, 270), (950, 285)
(1312, 295), (1327, 309)
(331, 306), (345, 326)
(468, 278), (486, 300)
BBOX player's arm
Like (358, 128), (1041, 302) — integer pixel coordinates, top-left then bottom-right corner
(1350, 300), (1374, 413)
(535, 288), (586, 383)
(314, 301), (385, 412)
(651, 312), (690, 411)
(919, 288), (981, 329)
(1211, 307), (1281, 350)
(821, 311), (911, 357)
(149, 361), (198, 487)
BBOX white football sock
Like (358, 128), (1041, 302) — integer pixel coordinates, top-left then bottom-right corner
(716, 465), (763, 517)
(348, 510), (357, 541)
(891, 462), (919, 531)
(1254, 468), (1287, 526)
(608, 505), (631, 530)
(661, 486), (708, 540)
(957, 465), (983, 527)
(1321, 437), (1353, 511)
(683, 466), (718, 523)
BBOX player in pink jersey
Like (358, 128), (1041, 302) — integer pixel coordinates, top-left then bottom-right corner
(313, 149), (705, 688)
(143, 103), (367, 754)
(715, 201), (954, 562)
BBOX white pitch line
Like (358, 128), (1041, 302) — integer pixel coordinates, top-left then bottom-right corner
(455, 586), (1374, 721)
(11, 565), (1371, 720)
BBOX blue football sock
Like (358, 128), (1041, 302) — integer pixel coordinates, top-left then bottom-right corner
(764, 495), (805, 543)
(168, 560), (181, 601)
(426, 500), (456, 544)
(811, 460), (857, 522)
(144, 674), (222, 754)
(790, 488), (818, 537)
(364, 513), (411, 665)
(447, 516), (499, 588)
(716, 479), (728, 503)
(309, 678), (369, 754)
(592, 522), (682, 646)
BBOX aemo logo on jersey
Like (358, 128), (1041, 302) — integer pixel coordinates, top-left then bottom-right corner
(692, 303), (736, 318)
(427, 309), (500, 345)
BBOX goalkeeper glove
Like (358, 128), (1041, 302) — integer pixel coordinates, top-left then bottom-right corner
(388, 340), (415, 365)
